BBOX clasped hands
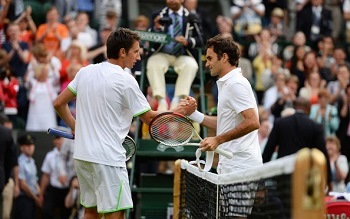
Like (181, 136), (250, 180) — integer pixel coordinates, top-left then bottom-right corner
(173, 96), (197, 116)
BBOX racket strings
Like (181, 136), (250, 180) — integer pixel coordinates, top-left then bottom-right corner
(150, 114), (194, 146)
(123, 137), (136, 161)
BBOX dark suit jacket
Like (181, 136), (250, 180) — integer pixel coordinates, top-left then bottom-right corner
(148, 6), (204, 57)
(263, 112), (327, 162)
(0, 126), (17, 192)
(296, 4), (332, 42)
(262, 111), (332, 184)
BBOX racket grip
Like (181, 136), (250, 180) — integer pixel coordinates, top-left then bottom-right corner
(215, 148), (233, 159)
(47, 128), (75, 139)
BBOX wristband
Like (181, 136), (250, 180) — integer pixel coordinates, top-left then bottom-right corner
(188, 110), (204, 123)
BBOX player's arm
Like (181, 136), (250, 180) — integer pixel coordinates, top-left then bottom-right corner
(185, 96), (217, 129)
(138, 96), (197, 125)
(200, 115), (217, 130)
(54, 87), (76, 131)
(138, 110), (158, 126)
(215, 108), (259, 144)
(200, 108), (259, 151)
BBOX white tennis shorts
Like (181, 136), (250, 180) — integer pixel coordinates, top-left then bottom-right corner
(74, 159), (133, 213)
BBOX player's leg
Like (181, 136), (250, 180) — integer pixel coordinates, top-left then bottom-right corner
(103, 210), (125, 219)
(84, 207), (102, 219)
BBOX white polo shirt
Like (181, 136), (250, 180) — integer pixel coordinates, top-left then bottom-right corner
(216, 68), (262, 171)
(41, 148), (69, 188)
(68, 62), (151, 167)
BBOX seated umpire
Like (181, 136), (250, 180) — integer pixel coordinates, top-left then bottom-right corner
(147, 0), (204, 111)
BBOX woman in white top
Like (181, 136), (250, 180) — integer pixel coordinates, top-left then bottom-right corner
(25, 61), (59, 131)
(326, 135), (349, 192)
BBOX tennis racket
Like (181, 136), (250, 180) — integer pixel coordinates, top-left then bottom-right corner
(47, 128), (136, 161)
(122, 135), (136, 161)
(149, 112), (233, 159)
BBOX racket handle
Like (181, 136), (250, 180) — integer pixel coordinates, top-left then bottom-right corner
(214, 148), (233, 159)
(47, 128), (75, 139)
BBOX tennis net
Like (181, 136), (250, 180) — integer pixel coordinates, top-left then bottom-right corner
(173, 148), (327, 219)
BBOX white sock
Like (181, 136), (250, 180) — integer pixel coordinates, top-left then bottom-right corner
(171, 96), (180, 105)
(158, 98), (167, 106)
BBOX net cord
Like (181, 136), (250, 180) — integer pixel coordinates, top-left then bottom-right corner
(180, 153), (296, 185)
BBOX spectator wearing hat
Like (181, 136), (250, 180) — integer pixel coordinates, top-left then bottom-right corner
(13, 134), (40, 219)
(261, 0), (287, 26)
(268, 7), (286, 40)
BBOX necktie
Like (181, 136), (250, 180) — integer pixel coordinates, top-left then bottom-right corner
(312, 7), (321, 26)
(173, 12), (182, 56)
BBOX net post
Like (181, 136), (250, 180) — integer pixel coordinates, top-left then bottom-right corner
(173, 159), (182, 219)
(292, 148), (326, 219)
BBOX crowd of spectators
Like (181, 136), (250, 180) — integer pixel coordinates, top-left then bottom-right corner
(0, 0), (350, 217)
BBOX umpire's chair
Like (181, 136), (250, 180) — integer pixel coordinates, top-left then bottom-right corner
(135, 30), (208, 132)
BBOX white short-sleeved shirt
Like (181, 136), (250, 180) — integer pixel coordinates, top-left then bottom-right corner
(331, 155), (349, 192)
(41, 148), (69, 188)
(216, 68), (262, 171)
(68, 62), (151, 167)
(18, 154), (39, 195)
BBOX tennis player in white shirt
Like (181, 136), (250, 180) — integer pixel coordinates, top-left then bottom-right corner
(188, 34), (263, 173)
(187, 33), (263, 219)
(53, 28), (196, 219)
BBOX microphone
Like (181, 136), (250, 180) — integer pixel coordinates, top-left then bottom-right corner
(187, 13), (201, 24)
(159, 16), (172, 26)
(187, 13), (203, 46)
